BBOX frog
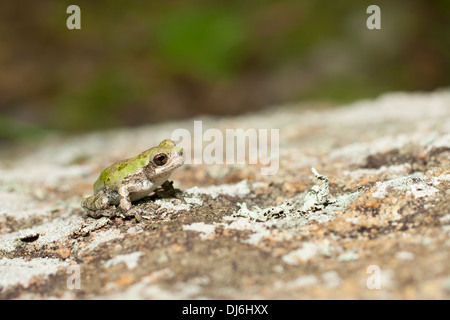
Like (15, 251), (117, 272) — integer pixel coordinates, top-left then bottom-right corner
(81, 139), (184, 222)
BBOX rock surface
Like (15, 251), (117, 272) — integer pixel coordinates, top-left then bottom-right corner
(0, 90), (449, 299)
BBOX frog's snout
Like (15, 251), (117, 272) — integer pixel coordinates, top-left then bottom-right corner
(178, 148), (184, 159)
(174, 146), (185, 163)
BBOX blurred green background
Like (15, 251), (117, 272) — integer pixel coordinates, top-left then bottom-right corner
(0, 0), (449, 144)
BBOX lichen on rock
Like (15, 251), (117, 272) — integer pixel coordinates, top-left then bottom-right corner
(0, 90), (449, 299)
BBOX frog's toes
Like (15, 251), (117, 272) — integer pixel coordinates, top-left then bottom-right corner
(85, 209), (104, 219)
(87, 207), (118, 219)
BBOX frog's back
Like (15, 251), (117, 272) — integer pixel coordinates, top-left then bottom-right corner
(93, 156), (147, 193)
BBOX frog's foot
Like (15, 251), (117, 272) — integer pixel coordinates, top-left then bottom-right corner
(122, 207), (155, 222)
(85, 207), (118, 219)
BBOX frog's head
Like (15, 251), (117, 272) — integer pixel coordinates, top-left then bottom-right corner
(141, 139), (185, 179)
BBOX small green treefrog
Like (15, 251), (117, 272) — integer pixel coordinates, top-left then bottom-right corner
(82, 139), (184, 221)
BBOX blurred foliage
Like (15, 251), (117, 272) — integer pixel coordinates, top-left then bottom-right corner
(154, 6), (246, 80)
(0, 0), (449, 143)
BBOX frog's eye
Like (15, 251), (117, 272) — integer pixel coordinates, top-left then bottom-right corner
(153, 153), (168, 166)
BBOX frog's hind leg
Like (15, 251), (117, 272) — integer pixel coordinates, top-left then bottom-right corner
(81, 192), (109, 217)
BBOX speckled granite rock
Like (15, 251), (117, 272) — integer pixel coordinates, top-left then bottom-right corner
(0, 90), (449, 299)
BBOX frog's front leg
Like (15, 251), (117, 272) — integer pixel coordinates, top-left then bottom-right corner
(160, 180), (173, 191)
(117, 179), (154, 221)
